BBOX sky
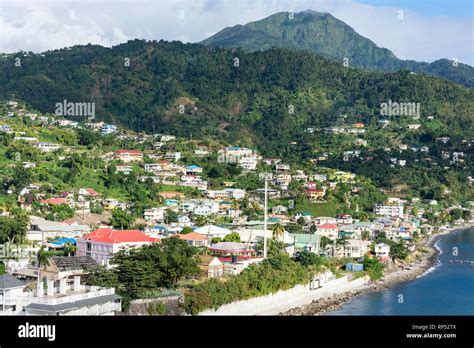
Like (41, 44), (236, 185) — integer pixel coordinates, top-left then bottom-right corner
(0, 0), (473, 65)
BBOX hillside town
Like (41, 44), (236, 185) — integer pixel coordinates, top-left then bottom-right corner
(0, 100), (472, 316)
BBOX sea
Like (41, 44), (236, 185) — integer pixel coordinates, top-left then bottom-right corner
(326, 227), (474, 315)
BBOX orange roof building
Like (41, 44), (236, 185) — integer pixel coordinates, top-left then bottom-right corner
(177, 232), (208, 247)
(159, 191), (185, 199)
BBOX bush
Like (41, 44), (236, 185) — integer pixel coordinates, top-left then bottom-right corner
(90, 203), (104, 214)
(155, 303), (167, 315)
(363, 256), (384, 281)
(183, 254), (313, 315)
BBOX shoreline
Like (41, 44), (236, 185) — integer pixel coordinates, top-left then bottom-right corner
(281, 223), (474, 316)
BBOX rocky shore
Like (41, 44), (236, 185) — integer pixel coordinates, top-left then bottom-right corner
(281, 224), (473, 316)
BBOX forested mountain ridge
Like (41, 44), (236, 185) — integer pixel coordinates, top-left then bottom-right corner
(0, 39), (473, 202)
(201, 10), (474, 87)
(0, 39), (472, 156)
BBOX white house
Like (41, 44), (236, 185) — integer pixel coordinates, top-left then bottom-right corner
(375, 243), (390, 259)
(194, 225), (231, 239)
(144, 207), (165, 223)
(164, 152), (181, 161)
(115, 165), (133, 175)
(160, 135), (176, 142)
(238, 157), (258, 170)
(144, 163), (162, 173)
(317, 223), (339, 240)
(343, 240), (371, 258)
(185, 165), (203, 175)
(114, 150), (143, 163)
(218, 146), (254, 162)
(374, 198), (404, 218)
(206, 190), (229, 200)
(101, 124), (117, 135)
(224, 188), (246, 200)
(275, 164), (290, 172)
(28, 216), (90, 242)
(177, 215), (192, 227)
(177, 232), (208, 247)
(32, 142), (61, 152)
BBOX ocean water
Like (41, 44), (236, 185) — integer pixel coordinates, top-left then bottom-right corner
(326, 227), (474, 315)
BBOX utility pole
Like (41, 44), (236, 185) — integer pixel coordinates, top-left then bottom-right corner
(263, 178), (268, 258)
(315, 225), (320, 255)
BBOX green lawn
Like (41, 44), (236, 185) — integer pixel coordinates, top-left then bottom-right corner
(295, 200), (340, 216)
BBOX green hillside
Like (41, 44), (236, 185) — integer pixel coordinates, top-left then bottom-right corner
(201, 10), (474, 87)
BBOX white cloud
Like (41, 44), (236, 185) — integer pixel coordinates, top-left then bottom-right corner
(0, 0), (472, 65)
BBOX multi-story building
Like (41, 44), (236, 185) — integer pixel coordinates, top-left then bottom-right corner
(114, 150), (143, 163)
(77, 228), (159, 267)
(343, 240), (371, 258)
(185, 165), (203, 175)
(374, 198), (404, 218)
(28, 216), (90, 242)
(101, 124), (117, 136)
(238, 157), (258, 170)
(143, 207), (165, 223)
(144, 163), (162, 173)
(32, 142), (62, 152)
(224, 188), (246, 200)
(0, 274), (121, 316)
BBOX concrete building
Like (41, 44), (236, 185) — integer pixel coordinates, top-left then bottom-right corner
(77, 228), (159, 267)
(101, 124), (117, 136)
(113, 150), (143, 163)
(28, 216), (90, 242)
(374, 198), (404, 218)
(144, 207), (165, 223)
(0, 274), (121, 316)
(32, 142), (61, 152)
(375, 243), (391, 259)
(343, 240), (371, 258)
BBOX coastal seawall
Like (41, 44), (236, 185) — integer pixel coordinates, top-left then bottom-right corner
(198, 275), (369, 315)
(286, 225), (474, 315)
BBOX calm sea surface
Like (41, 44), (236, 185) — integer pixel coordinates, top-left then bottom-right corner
(326, 227), (474, 315)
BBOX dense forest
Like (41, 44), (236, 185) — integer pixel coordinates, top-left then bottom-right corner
(202, 10), (474, 87)
(0, 39), (472, 201)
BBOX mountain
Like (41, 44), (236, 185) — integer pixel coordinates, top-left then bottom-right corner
(0, 40), (472, 201)
(0, 40), (472, 155)
(201, 10), (474, 87)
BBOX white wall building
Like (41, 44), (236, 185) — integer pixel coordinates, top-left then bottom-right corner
(144, 207), (165, 222)
(77, 228), (158, 267)
(0, 274), (121, 316)
(32, 142), (61, 152)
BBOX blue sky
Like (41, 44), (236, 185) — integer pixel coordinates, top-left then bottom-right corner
(1, 0), (472, 65)
(358, 0), (473, 17)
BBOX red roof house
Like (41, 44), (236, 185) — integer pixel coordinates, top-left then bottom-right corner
(77, 228), (159, 266)
(81, 228), (158, 244)
(114, 150), (143, 162)
(40, 198), (68, 205)
(317, 223), (339, 239)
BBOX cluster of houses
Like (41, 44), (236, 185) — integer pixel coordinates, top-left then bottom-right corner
(1, 101), (473, 316)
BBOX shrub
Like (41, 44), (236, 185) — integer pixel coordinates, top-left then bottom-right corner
(155, 303), (167, 315)
(183, 254), (313, 315)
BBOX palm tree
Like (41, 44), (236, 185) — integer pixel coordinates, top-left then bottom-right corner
(64, 242), (77, 257)
(36, 246), (51, 289)
(195, 215), (209, 227)
(271, 223), (285, 242)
